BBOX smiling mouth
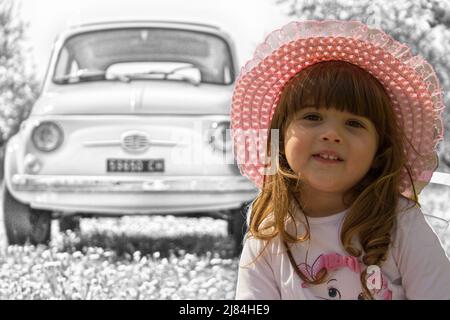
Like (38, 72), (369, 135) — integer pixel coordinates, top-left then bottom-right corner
(312, 154), (344, 164)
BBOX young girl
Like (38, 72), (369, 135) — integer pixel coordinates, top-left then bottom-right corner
(231, 20), (450, 300)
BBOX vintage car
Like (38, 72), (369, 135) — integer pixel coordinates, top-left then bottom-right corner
(2, 20), (258, 253)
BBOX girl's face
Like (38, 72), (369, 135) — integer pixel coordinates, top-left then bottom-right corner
(284, 107), (378, 195)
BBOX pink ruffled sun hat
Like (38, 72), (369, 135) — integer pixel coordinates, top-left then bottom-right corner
(231, 20), (445, 197)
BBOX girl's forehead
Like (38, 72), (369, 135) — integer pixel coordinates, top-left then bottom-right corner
(293, 106), (370, 119)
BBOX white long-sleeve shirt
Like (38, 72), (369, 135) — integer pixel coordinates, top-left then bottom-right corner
(235, 197), (450, 300)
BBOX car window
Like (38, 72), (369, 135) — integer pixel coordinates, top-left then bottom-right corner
(53, 28), (235, 85)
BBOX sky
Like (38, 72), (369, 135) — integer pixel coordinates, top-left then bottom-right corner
(17, 0), (290, 83)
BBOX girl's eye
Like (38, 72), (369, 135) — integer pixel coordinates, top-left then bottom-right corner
(303, 114), (322, 121)
(347, 120), (365, 128)
(327, 287), (341, 300)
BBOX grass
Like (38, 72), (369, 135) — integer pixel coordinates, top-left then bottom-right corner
(57, 216), (237, 259)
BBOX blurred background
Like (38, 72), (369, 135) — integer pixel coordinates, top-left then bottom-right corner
(0, 0), (449, 299)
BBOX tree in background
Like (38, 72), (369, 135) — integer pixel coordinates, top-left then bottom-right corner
(276, 0), (450, 171)
(0, 0), (38, 148)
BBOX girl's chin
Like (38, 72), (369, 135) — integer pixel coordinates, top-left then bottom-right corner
(300, 178), (348, 194)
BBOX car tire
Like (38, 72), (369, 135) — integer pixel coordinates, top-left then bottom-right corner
(2, 182), (52, 245)
(59, 216), (81, 233)
(229, 204), (249, 256)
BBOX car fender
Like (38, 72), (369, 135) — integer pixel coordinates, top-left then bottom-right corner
(4, 131), (29, 205)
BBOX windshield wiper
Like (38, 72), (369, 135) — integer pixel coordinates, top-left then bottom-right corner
(54, 69), (131, 84)
(126, 64), (201, 86)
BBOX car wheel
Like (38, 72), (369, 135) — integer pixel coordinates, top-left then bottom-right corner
(59, 216), (81, 233)
(2, 182), (52, 245)
(228, 205), (248, 256)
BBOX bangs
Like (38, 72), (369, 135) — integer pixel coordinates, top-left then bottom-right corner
(282, 61), (392, 126)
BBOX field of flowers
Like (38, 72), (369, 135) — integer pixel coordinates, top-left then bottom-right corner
(0, 183), (448, 300)
(0, 215), (239, 299)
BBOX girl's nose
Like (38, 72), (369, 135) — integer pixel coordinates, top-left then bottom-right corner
(320, 129), (342, 143)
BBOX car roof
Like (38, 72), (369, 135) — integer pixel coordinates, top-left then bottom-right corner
(75, 19), (221, 30)
(58, 20), (224, 40)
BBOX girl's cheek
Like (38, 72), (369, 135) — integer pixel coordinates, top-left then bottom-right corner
(286, 141), (308, 171)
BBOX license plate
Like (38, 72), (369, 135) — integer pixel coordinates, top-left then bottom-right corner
(107, 159), (165, 173)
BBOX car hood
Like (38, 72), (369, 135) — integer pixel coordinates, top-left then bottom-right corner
(32, 80), (234, 115)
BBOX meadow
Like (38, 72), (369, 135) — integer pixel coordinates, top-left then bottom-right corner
(0, 183), (448, 299)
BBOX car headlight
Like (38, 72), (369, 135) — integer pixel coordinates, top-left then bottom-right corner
(31, 121), (64, 152)
(208, 121), (232, 153)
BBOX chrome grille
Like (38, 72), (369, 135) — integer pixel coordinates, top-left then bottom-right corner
(122, 132), (149, 152)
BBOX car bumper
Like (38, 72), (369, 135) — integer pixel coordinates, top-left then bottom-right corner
(9, 174), (258, 214)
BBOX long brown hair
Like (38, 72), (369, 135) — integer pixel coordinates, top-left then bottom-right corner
(247, 61), (419, 299)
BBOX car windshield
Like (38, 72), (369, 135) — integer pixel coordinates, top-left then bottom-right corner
(53, 27), (235, 85)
